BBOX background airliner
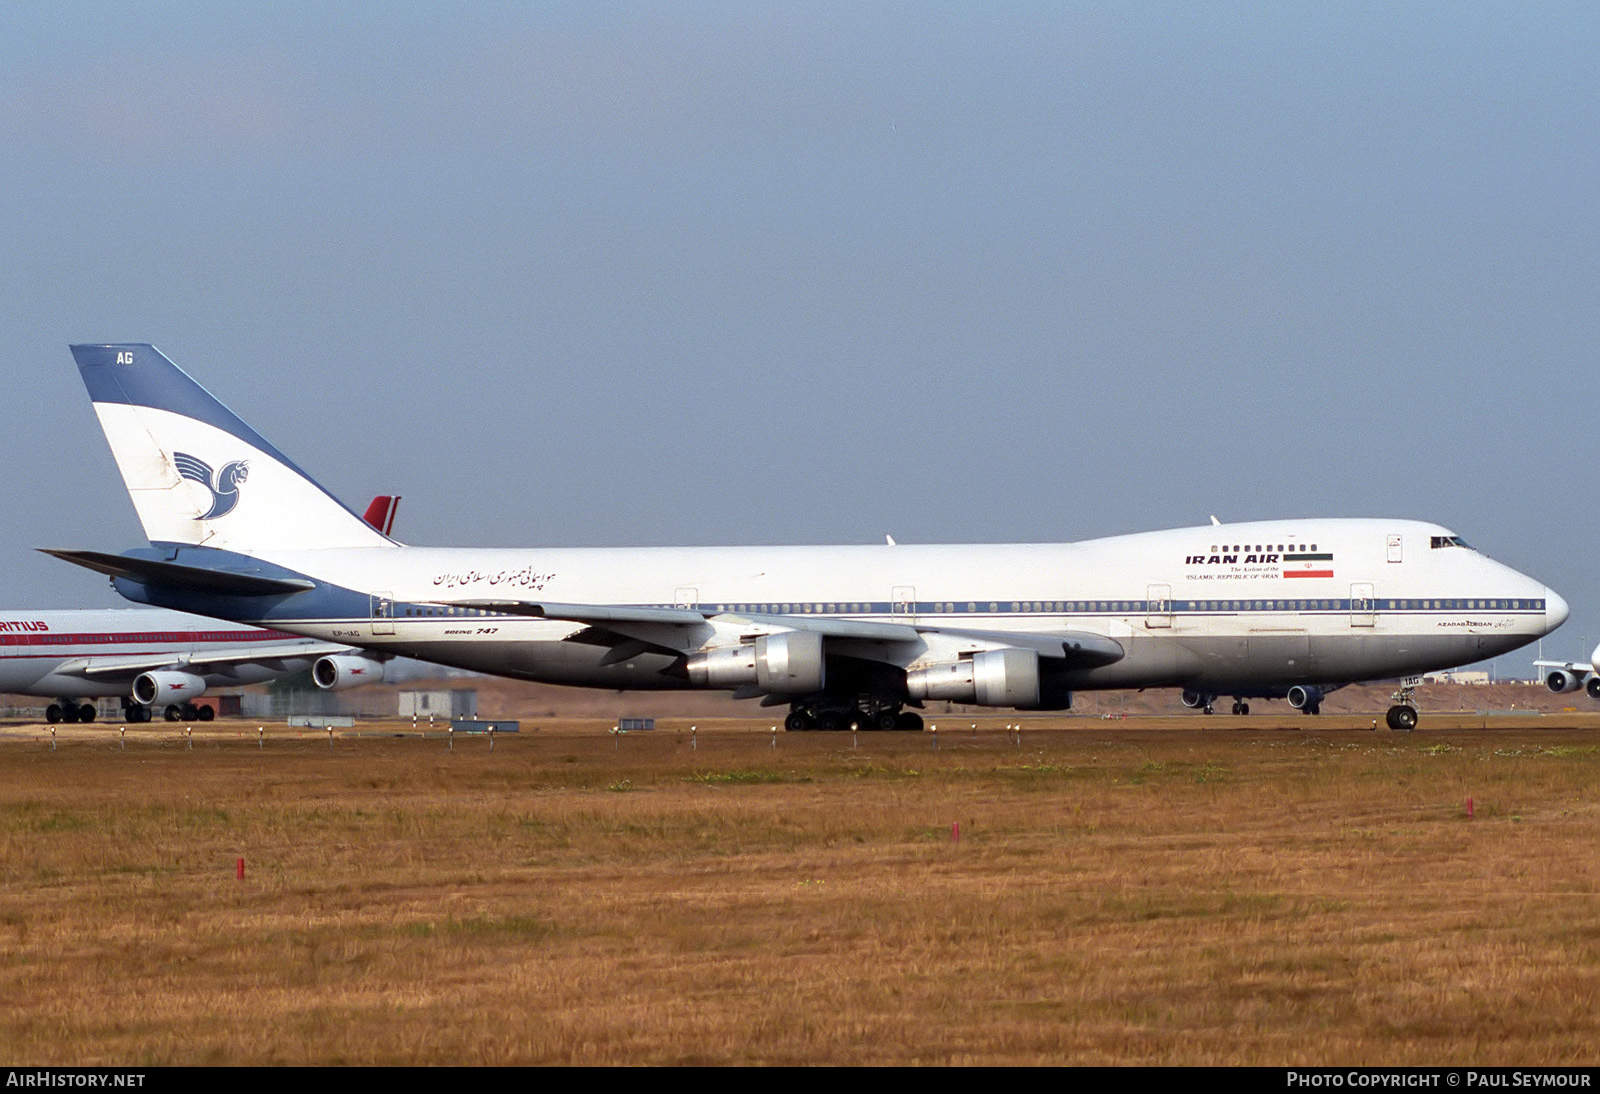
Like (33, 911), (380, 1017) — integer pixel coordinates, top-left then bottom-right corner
(49, 345), (1568, 731)
(1534, 645), (1600, 701)
(0, 608), (384, 723)
(2, 495), (397, 724)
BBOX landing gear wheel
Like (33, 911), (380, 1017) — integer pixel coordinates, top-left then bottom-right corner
(196, 706), (214, 722)
(1231, 701), (1250, 715)
(896, 712), (924, 731)
(45, 704), (62, 724)
(785, 711), (812, 731)
(816, 711), (843, 731)
(165, 705), (182, 722)
(873, 710), (899, 731)
(1203, 704), (1215, 715)
(78, 704), (96, 723)
(180, 704), (200, 721)
(1386, 705), (1418, 731)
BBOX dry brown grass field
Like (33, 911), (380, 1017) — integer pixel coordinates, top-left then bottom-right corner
(2, 713), (1599, 1065)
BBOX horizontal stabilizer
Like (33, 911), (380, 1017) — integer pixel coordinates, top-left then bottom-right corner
(39, 548), (316, 597)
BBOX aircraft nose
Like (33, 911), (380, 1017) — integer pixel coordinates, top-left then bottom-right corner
(1545, 587), (1570, 633)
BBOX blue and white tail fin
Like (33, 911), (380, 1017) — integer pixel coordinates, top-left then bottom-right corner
(71, 344), (395, 552)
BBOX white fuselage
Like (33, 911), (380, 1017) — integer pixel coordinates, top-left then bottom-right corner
(0, 608), (329, 699)
(137, 517), (1563, 694)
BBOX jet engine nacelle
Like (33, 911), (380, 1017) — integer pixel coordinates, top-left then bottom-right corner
(132, 670), (207, 706)
(685, 631), (825, 694)
(312, 653), (387, 691)
(905, 648), (1041, 708)
(1180, 688), (1213, 710)
(1546, 670), (1585, 694)
(1287, 685), (1325, 711)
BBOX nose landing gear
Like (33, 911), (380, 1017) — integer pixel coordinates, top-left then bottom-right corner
(1385, 680), (1420, 731)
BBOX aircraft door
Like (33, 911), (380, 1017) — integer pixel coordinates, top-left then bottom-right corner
(675, 587), (699, 610)
(1387, 535), (1403, 563)
(1146, 584), (1173, 628)
(892, 586), (917, 622)
(371, 592), (395, 636)
(1350, 582), (1375, 627)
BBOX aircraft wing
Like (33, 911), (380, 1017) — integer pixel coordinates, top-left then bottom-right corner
(438, 598), (1124, 668)
(60, 640), (350, 681)
(1534, 660), (1592, 672)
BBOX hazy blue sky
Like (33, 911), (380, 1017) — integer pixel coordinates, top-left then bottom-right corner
(1, 3), (1595, 670)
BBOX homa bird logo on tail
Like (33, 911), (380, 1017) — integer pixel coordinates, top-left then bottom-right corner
(173, 452), (249, 519)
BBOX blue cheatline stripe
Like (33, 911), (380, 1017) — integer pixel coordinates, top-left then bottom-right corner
(379, 597), (1546, 619)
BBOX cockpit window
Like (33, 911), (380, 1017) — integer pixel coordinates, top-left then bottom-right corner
(1430, 535), (1472, 549)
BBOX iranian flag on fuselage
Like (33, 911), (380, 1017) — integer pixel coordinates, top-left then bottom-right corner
(1283, 551), (1333, 579)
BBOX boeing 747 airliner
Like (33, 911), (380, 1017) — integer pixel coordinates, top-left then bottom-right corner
(47, 345), (1568, 731)
(0, 608), (385, 722)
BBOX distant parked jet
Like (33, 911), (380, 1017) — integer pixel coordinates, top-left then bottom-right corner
(8, 495), (399, 722)
(1534, 645), (1600, 700)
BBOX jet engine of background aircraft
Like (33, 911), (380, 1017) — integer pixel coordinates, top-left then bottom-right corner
(131, 670), (210, 720)
(1286, 686), (1325, 714)
(1545, 669), (1585, 694)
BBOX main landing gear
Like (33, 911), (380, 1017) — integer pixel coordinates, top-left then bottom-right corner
(1184, 691), (1270, 716)
(112, 700), (212, 723)
(162, 703), (213, 722)
(784, 700), (924, 732)
(44, 700), (97, 724)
